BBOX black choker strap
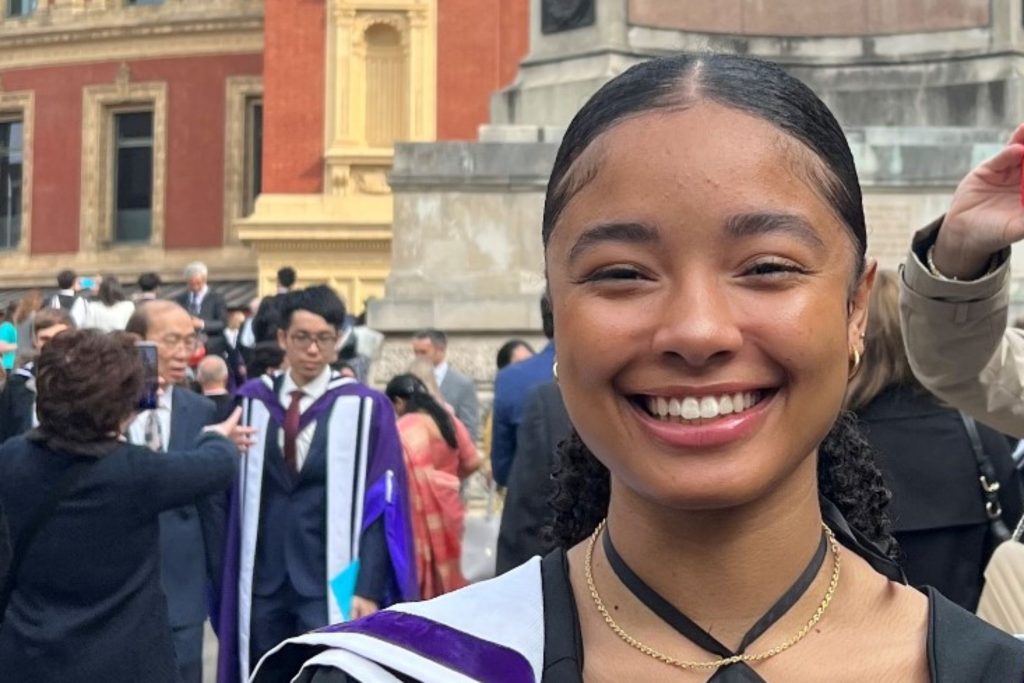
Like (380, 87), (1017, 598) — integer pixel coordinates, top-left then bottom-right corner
(602, 527), (828, 682)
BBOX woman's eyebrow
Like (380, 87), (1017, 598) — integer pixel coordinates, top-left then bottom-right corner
(725, 211), (826, 251)
(567, 222), (659, 263)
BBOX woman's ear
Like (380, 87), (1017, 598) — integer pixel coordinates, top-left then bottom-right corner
(848, 259), (877, 351)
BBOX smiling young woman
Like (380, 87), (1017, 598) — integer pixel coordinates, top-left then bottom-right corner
(250, 54), (1024, 683)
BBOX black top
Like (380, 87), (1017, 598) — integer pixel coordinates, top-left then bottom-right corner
(857, 386), (1024, 610)
(0, 366), (34, 446)
(0, 434), (238, 683)
(302, 548), (1024, 683)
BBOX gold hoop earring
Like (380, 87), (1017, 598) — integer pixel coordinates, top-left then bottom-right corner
(552, 361), (558, 381)
(848, 347), (862, 379)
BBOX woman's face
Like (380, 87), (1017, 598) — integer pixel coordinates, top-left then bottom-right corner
(546, 103), (873, 511)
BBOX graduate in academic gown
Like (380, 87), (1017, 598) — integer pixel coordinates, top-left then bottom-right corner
(215, 286), (416, 683)
(249, 54), (1024, 683)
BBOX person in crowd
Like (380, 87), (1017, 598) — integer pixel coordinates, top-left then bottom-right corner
(337, 326), (372, 383)
(899, 125), (1024, 447)
(217, 285), (417, 683)
(848, 270), (1023, 610)
(238, 297), (261, 366)
(124, 300), (228, 683)
(482, 339), (536, 474)
(386, 374), (480, 599)
(137, 271), (162, 301)
(247, 340), (285, 380)
(222, 308), (248, 388)
(496, 339), (535, 370)
(277, 266), (297, 294)
(252, 53), (1024, 683)
(84, 274), (135, 332)
(0, 308), (75, 446)
(12, 290), (41, 360)
(0, 329), (249, 683)
(175, 261), (228, 356)
(490, 298), (556, 486)
(411, 329), (480, 440)
(48, 269), (88, 327)
(197, 355), (236, 423)
(0, 304), (16, 372)
(496, 380), (572, 574)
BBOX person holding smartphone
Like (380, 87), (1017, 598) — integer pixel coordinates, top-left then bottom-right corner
(0, 329), (251, 683)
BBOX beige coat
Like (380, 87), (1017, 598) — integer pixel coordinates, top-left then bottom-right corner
(899, 221), (1024, 438)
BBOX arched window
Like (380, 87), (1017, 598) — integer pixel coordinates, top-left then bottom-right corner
(364, 23), (408, 147)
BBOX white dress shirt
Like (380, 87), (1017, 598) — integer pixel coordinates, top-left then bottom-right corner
(49, 289), (89, 328)
(277, 365), (331, 471)
(434, 360), (449, 388)
(128, 386), (173, 451)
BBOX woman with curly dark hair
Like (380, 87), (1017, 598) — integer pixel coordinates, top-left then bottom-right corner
(252, 54), (1024, 683)
(0, 330), (249, 683)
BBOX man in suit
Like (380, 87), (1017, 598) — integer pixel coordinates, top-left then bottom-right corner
(175, 261), (228, 356)
(490, 297), (556, 485)
(125, 300), (224, 683)
(411, 328), (480, 440)
(496, 381), (572, 574)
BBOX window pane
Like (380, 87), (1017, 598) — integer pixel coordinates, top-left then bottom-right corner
(244, 101), (263, 216)
(6, 0), (36, 17)
(116, 111), (152, 141)
(114, 112), (153, 243)
(0, 121), (23, 250)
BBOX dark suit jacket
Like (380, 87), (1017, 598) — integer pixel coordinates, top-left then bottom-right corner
(496, 382), (572, 574)
(176, 289), (227, 355)
(0, 434), (237, 683)
(0, 497), (9, 591)
(490, 343), (556, 486)
(857, 386), (1024, 611)
(254, 389), (388, 603)
(0, 367), (34, 446)
(159, 388), (226, 628)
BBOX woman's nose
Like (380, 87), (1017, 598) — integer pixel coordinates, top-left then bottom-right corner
(649, 280), (743, 367)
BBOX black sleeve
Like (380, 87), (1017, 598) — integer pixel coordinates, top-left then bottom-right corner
(136, 434), (238, 516)
(0, 497), (10, 590)
(354, 516), (388, 604)
(196, 400), (230, 585)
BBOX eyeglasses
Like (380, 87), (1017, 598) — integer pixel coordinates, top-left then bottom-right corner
(158, 334), (199, 353)
(287, 332), (339, 351)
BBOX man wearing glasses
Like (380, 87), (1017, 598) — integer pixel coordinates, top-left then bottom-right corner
(125, 300), (224, 683)
(218, 286), (417, 682)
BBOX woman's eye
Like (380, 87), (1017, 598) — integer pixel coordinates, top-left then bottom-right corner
(586, 267), (647, 281)
(744, 261), (806, 278)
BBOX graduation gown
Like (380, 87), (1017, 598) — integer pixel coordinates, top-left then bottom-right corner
(251, 504), (1024, 683)
(216, 373), (417, 683)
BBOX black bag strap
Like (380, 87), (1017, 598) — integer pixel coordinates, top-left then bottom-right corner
(958, 411), (1011, 543)
(0, 457), (95, 626)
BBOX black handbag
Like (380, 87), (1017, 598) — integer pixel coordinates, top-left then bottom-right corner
(0, 457), (95, 628)
(959, 411), (1013, 544)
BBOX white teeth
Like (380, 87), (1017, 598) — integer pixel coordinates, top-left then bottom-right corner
(668, 398), (682, 417)
(645, 390), (765, 422)
(718, 395), (734, 415)
(657, 396), (669, 417)
(681, 397), (700, 420)
(699, 397), (718, 419)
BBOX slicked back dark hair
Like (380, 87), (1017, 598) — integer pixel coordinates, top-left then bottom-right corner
(542, 53), (866, 280)
(280, 285), (347, 331)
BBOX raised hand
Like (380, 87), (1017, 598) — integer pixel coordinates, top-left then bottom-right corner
(933, 124), (1024, 279)
(206, 406), (256, 452)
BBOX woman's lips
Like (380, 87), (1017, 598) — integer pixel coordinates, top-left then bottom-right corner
(629, 389), (776, 449)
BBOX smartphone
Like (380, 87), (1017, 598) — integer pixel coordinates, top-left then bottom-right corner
(136, 341), (159, 411)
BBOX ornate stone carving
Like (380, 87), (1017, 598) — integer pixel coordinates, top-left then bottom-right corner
(354, 168), (391, 195)
(541, 0), (595, 34)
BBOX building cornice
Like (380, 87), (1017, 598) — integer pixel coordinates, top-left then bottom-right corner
(0, 3), (264, 70)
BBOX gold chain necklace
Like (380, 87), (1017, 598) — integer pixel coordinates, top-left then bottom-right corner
(584, 519), (841, 671)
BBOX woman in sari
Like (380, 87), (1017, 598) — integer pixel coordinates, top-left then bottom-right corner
(386, 374), (481, 599)
(253, 53), (1024, 683)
